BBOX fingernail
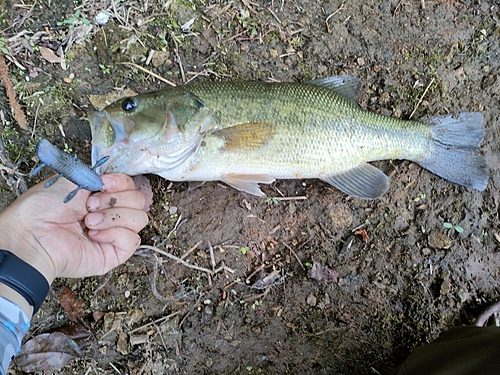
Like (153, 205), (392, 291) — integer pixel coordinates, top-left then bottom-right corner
(87, 195), (99, 211)
(102, 176), (115, 191)
(87, 212), (103, 226)
(88, 230), (99, 236)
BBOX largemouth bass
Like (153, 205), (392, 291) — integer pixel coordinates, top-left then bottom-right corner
(89, 76), (488, 199)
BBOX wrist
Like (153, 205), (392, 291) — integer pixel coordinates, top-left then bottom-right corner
(0, 283), (33, 318)
(0, 250), (50, 315)
(0, 209), (56, 285)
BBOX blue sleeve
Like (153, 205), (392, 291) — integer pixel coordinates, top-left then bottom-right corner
(0, 296), (30, 375)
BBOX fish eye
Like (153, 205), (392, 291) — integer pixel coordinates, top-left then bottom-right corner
(121, 97), (137, 112)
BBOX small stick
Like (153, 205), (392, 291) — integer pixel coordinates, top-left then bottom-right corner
(167, 214), (183, 238)
(109, 363), (122, 375)
(154, 323), (169, 352)
(209, 241), (216, 269)
(139, 245), (215, 275)
(140, 252), (175, 302)
(129, 311), (181, 334)
(94, 270), (114, 295)
(180, 240), (202, 260)
(282, 242), (305, 270)
(272, 196), (307, 201)
(179, 293), (204, 328)
(325, 2), (345, 33)
(245, 263), (266, 284)
(118, 62), (176, 86)
(409, 77), (434, 119)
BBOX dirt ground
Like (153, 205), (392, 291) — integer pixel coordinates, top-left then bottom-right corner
(1, 0), (500, 374)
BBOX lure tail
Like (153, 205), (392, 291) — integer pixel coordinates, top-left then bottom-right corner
(30, 139), (108, 203)
(418, 112), (488, 191)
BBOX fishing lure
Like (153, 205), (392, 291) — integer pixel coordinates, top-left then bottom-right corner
(29, 139), (109, 203)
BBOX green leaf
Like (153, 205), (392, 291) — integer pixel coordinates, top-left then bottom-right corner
(443, 222), (453, 229)
(454, 225), (464, 233)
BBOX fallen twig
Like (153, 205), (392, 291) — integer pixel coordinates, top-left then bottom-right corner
(273, 196), (307, 201)
(129, 311), (181, 334)
(325, 1), (345, 33)
(138, 244), (235, 276)
(118, 62), (176, 86)
(180, 240), (202, 260)
(282, 242), (305, 270)
(139, 244), (214, 274)
(0, 51), (28, 130)
(409, 77), (434, 119)
(136, 251), (175, 302)
(179, 293), (203, 328)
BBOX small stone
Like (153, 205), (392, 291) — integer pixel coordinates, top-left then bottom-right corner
(130, 334), (148, 346)
(151, 50), (171, 68)
(95, 11), (110, 26)
(440, 277), (451, 295)
(117, 330), (129, 355)
(327, 203), (353, 229)
(306, 293), (317, 307)
(428, 231), (451, 249)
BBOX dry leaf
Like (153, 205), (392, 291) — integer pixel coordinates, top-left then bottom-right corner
(354, 229), (369, 242)
(251, 270), (282, 289)
(14, 332), (81, 372)
(39, 46), (62, 64)
(56, 324), (90, 343)
(93, 311), (105, 322)
(308, 261), (338, 283)
(60, 287), (85, 322)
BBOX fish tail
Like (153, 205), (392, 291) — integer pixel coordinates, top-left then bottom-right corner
(418, 112), (488, 191)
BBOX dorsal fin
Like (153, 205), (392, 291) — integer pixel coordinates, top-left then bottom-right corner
(307, 75), (361, 103)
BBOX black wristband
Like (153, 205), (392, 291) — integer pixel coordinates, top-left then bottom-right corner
(0, 250), (50, 314)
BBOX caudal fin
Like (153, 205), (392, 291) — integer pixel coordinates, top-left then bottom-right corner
(418, 112), (488, 191)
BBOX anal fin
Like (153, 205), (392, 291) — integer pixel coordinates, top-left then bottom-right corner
(322, 163), (389, 199)
(222, 174), (275, 196)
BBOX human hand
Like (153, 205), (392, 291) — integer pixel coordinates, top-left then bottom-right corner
(0, 174), (149, 285)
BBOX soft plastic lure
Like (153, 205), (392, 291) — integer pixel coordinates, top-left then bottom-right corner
(30, 139), (109, 203)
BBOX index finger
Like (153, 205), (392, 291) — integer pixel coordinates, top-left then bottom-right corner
(101, 174), (136, 193)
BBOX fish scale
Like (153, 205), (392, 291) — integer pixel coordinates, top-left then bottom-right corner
(90, 76), (488, 199)
(184, 81), (426, 173)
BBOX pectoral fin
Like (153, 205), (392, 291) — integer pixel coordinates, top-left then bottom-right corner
(322, 163), (389, 199)
(213, 122), (276, 151)
(222, 174), (276, 196)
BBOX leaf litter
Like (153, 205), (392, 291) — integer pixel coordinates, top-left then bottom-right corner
(2, 0), (500, 374)
(14, 332), (82, 373)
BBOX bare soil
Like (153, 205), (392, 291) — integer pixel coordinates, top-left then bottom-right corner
(1, 1), (500, 374)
